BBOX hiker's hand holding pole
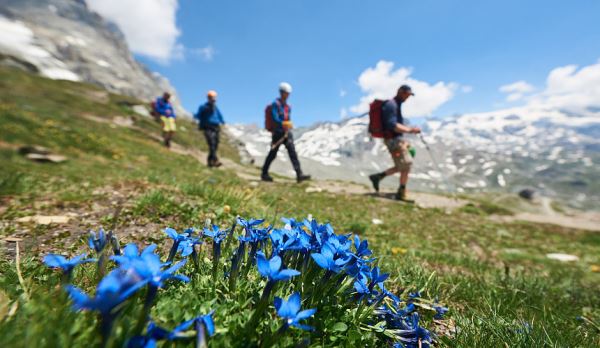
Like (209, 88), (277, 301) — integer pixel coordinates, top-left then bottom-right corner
(271, 131), (288, 150)
(394, 123), (420, 134)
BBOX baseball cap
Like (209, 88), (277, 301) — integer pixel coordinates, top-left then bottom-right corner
(399, 85), (414, 96)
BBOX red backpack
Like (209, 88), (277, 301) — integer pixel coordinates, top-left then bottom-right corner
(150, 100), (160, 120)
(265, 100), (290, 132)
(368, 99), (393, 138)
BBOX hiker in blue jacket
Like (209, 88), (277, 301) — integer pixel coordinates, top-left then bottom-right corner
(195, 90), (225, 167)
(368, 85), (421, 202)
(261, 82), (311, 183)
(154, 92), (176, 147)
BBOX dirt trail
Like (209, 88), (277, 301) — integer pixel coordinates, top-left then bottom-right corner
(83, 114), (600, 232)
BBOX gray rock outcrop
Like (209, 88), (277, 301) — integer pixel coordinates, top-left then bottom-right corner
(0, 0), (189, 116)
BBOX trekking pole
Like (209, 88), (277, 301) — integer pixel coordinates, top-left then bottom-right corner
(418, 134), (455, 193)
(270, 132), (288, 150)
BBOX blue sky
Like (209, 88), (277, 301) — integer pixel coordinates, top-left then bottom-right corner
(93, 0), (600, 126)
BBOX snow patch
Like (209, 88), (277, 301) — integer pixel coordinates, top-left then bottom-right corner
(0, 16), (80, 82)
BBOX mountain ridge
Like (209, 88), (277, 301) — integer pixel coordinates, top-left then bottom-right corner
(0, 0), (189, 116)
(229, 104), (600, 210)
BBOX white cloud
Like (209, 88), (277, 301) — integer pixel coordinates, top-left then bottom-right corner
(461, 85), (473, 93)
(499, 80), (535, 102)
(340, 108), (349, 119)
(85, 0), (181, 62)
(496, 59), (600, 115)
(349, 61), (457, 117)
(340, 89), (347, 97)
(529, 60), (600, 114)
(190, 45), (216, 61)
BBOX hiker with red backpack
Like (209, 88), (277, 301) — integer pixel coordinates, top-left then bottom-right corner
(368, 85), (420, 202)
(153, 92), (177, 148)
(261, 82), (311, 183)
(195, 90), (225, 167)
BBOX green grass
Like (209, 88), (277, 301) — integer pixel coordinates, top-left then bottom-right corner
(0, 66), (599, 347)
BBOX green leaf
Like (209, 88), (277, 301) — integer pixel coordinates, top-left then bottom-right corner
(332, 322), (348, 332)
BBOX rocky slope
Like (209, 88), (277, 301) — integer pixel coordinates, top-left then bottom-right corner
(0, 0), (189, 116)
(229, 104), (600, 210)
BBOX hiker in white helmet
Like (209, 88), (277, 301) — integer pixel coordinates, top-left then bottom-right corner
(261, 82), (311, 183)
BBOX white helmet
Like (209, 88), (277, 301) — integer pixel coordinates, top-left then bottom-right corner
(279, 82), (293, 94)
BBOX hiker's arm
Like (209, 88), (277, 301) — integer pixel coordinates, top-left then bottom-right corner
(394, 123), (421, 134)
(155, 99), (166, 115)
(271, 102), (283, 125)
(217, 108), (225, 124)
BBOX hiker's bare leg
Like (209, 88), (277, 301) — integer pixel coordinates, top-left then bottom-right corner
(400, 170), (409, 185)
(384, 167), (399, 176)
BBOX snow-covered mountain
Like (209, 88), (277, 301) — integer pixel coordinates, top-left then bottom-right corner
(229, 104), (600, 210)
(0, 0), (189, 116)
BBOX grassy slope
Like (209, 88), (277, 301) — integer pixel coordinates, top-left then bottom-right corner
(0, 67), (599, 347)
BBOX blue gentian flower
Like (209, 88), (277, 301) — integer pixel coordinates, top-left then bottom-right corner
(107, 230), (121, 255)
(66, 267), (147, 340)
(171, 311), (216, 347)
(346, 258), (371, 283)
(43, 253), (95, 277)
(111, 243), (157, 266)
(239, 227), (270, 244)
(88, 228), (109, 253)
(388, 313), (432, 348)
(353, 278), (371, 300)
(164, 227), (192, 242)
(368, 267), (389, 289)
(310, 242), (351, 273)
(177, 238), (200, 258)
(165, 227), (194, 262)
(236, 217), (265, 234)
(66, 268), (146, 315)
(353, 235), (372, 258)
(112, 243), (190, 289)
(149, 311), (215, 347)
(270, 228), (298, 255)
(376, 282), (401, 305)
(433, 305), (449, 319)
(127, 313), (215, 348)
(303, 219), (334, 248)
(204, 225), (227, 279)
(256, 251), (300, 281)
(203, 225), (227, 243)
(274, 292), (316, 331)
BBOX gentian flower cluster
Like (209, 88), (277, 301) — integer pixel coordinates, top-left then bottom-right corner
(42, 217), (446, 347)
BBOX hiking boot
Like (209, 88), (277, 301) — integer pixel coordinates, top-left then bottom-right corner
(261, 174), (274, 182)
(297, 174), (311, 183)
(213, 160), (223, 167)
(369, 173), (384, 193)
(394, 188), (415, 203)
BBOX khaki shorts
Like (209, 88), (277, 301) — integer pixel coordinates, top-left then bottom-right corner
(384, 138), (412, 171)
(161, 116), (176, 132)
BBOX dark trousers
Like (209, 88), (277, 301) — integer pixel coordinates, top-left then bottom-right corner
(262, 131), (302, 176)
(202, 126), (220, 164)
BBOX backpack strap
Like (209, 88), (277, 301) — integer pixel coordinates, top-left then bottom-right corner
(274, 99), (290, 121)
